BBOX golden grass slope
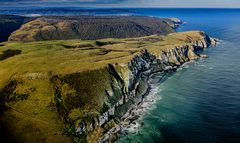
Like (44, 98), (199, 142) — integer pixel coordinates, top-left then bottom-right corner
(0, 31), (206, 86)
(0, 31), (208, 143)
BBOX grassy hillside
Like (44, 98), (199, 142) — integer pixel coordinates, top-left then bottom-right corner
(1, 31), (206, 82)
(8, 16), (177, 42)
(0, 31), (208, 143)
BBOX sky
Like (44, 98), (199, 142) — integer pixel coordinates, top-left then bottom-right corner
(0, 0), (240, 8)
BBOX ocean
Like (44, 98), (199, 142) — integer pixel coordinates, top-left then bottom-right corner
(1, 7), (240, 143)
(117, 8), (240, 143)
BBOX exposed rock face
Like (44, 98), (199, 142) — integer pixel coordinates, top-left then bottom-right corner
(8, 16), (179, 42)
(168, 18), (183, 28)
(50, 32), (217, 142)
(169, 18), (182, 24)
(98, 35), (218, 142)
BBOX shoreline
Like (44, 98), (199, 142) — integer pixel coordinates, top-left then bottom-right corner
(99, 58), (212, 142)
(99, 69), (172, 142)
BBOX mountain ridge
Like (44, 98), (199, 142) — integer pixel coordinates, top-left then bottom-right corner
(8, 16), (181, 42)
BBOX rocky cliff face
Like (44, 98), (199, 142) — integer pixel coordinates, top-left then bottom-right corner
(8, 16), (179, 42)
(50, 32), (217, 142)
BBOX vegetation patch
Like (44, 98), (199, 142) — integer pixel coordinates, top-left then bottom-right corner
(61, 44), (95, 49)
(51, 68), (111, 116)
(0, 80), (36, 114)
(95, 41), (119, 47)
(0, 80), (18, 114)
(142, 37), (163, 42)
(0, 49), (21, 61)
(94, 49), (111, 56)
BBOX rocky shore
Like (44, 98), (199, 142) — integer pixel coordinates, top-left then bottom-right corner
(99, 34), (218, 142)
(99, 71), (168, 142)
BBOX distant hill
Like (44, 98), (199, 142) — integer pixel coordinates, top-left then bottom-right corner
(0, 15), (32, 42)
(8, 16), (181, 42)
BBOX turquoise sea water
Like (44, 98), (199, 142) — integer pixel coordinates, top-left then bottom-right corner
(117, 9), (240, 143)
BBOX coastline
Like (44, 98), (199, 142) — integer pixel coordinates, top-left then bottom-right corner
(1, 7), (240, 143)
(99, 70), (169, 142)
(99, 37), (219, 142)
(0, 14), (218, 142)
(99, 51), (217, 142)
(99, 60), (204, 142)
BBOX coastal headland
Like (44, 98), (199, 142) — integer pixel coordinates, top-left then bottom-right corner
(0, 16), (217, 143)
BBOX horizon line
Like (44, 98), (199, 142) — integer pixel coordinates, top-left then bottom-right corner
(0, 6), (240, 9)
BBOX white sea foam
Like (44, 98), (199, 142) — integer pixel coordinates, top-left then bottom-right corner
(177, 67), (183, 71)
(124, 122), (140, 133)
(120, 84), (163, 134)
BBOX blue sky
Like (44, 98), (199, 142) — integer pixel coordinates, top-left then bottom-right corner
(0, 0), (240, 8)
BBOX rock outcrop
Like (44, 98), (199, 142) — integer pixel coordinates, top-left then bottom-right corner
(168, 18), (183, 28)
(8, 16), (179, 42)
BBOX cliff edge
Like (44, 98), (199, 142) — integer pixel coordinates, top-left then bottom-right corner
(0, 31), (217, 143)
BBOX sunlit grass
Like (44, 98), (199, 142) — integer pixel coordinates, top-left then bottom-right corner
(0, 31), (205, 142)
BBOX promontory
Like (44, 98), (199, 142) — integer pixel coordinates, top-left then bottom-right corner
(0, 16), (217, 143)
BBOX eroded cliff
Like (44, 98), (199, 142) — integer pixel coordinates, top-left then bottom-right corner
(0, 31), (217, 142)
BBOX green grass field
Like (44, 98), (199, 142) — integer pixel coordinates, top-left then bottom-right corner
(0, 31), (206, 143)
